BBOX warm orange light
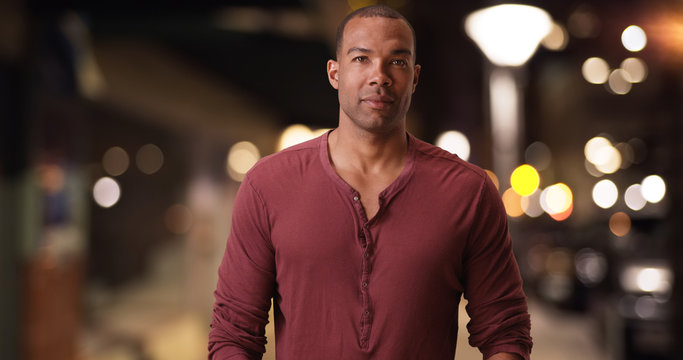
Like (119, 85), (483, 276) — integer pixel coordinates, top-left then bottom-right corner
(502, 188), (524, 217)
(609, 212), (631, 237)
(485, 169), (500, 190)
(550, 202), (573, 221)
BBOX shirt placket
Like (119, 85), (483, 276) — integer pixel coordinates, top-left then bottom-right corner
(352, 192), (374, 349)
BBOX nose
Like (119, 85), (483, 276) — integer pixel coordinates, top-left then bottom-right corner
(369, 63), (392, 87)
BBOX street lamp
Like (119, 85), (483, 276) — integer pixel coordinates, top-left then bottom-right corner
(465, 4), (552, 189)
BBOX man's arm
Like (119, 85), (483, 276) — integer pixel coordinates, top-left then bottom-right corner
(209, 177), (276, 360)
(462, 175), (532, 360)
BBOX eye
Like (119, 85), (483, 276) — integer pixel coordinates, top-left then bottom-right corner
(352, 56), (368, 63)
(391, 59), (407, 66)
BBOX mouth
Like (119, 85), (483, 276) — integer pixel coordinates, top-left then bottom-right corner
(361, 96), (394, 109)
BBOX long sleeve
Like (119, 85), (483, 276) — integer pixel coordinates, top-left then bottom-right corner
(209, 177), (276, 360)
(462, 176), (532, 360)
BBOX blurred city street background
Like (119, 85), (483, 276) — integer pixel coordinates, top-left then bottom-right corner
(1, 0), (682, 359)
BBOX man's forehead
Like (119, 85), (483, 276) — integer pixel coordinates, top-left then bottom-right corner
(341, 16), (414, 51)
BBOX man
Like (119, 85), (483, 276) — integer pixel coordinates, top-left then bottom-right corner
(209, 5), (532, 360)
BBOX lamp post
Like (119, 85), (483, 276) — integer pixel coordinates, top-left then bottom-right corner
(465, 4), (552, 189)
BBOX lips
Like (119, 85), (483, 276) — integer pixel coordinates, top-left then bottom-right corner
(361, 95), (394, 109)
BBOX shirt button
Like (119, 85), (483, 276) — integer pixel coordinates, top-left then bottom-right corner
(362, 282), (368, 287)
(353, 195), (359, 201)
(364, 310), (370, 315)
(364, 252), (369, 258)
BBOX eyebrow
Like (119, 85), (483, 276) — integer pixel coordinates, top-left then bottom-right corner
(346, 47), (413, 57)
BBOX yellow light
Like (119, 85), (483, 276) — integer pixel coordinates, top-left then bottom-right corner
(541, 183), (573, 215)
(609, 212), (631, 237)
(581, 57), (610, 84)
(622, 25), (647, 52)
(278, 124), (316, 151)
(502, 188), (524, 217)
(510, 164), (540, 196)
(227, 141), (261, 182)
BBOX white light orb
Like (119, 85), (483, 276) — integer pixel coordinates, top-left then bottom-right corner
(622, 25), (647, 52)
(93, 177), (121, 208)
(592, 179), (618, 209)
(641, 175), (666, 203)
(435, 130), (471, 161)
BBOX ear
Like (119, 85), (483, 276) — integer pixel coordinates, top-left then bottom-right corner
(327, 59), (339, 90)
(411, 64), (421, 93)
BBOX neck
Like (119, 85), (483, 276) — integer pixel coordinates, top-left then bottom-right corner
(328, 123), (408, 174)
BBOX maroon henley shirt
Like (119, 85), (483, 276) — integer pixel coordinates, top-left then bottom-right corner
(209, 131), (532, 359)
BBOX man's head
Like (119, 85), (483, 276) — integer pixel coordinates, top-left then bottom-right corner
(335, 5), (417, 61)
(327, 6), (420, 136)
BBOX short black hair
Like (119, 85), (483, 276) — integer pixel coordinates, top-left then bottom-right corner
(335, 5), (416, 60)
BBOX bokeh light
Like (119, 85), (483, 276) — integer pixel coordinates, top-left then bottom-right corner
(622, 25), (647, 52)
(278, 124), (324, 151)
(625, 184), (647, 211)
(584, 136), (621, 174)
(93, 177), (121, 208)
(636, 268), (666, 293)
(584, 159), (603, 177)
(541, 183), (573, 215)
(227, 141), (261, 182)
(541, 22), (569, 50)
(510, 164), (540, 196)
(641, 175), (666, 203)
(581, 57), (610, 84)
(592, 179), (618, 209)
(575, 248), (607, 286)
(609, 212), (631, 237)
(521, 189), (544, 217)
(502, 188), (524, 217)
(435, 130), (470, 161)
(102, 146), (129, 176)
(620, 57), (647, 83)
(608, 69), (632, 95)
(485, 169), (500, 190)
(524, 141), (552, 170)
(549, 203), (573, 221)
(136, 144), (164, 175)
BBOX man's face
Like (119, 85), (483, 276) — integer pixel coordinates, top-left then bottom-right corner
(327, 16), (420, 136)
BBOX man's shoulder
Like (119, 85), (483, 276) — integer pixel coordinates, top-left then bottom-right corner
(246, 135), (322, 180)
(410, 134), (487, 181)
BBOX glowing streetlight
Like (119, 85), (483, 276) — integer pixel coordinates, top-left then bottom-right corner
(465, 4), (552, 188)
